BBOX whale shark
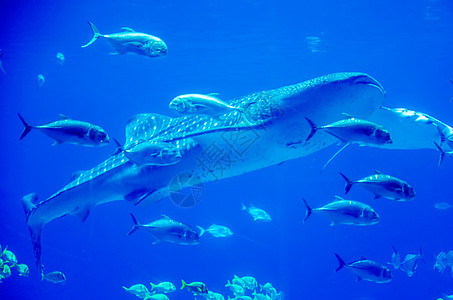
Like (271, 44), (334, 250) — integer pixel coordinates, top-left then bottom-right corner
(22, 72), (394, 272)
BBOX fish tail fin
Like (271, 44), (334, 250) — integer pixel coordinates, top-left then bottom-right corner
(334, 253), (346, 272)
(81, 21), (102, 48)
(197, 226), (205, 237)
(304, 117), (318, 142)
(181, 279), (187, 289)
(17, 113), (32, 140)
(339, 172), (353, 194)
(22, 193), (44, 273)
(302, 198), (312, 223)
(113, 138), (125, 155)
(241, 203), (247, 211)
(391, 245), (398, 254)
(128, 213), (141, 235)
(150, 282), (155, 288)
(434, 142), (446, 166)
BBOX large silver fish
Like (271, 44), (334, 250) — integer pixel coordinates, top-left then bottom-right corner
(81, 22), (167, 58)
(22, 72), (389, 272)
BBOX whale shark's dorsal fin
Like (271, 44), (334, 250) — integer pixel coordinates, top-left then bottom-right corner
(121, 27), (135, 32)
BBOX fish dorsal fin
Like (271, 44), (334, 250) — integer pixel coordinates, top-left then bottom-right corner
(70, 170), (85, 181)
(341, 113), (353, 119)
(334, 195), (345, 201)
(208, 93), (221, 98)
(59, 114), (69, 120)
(161, 214), (171, 220)
(374, 170), (383, 174)
(121, 27), (135, 32)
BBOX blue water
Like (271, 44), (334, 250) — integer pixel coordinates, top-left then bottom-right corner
(1, 0), (453, 299)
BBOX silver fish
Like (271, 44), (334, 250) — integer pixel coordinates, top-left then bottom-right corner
(335, 254), (392, 283)
(42, 271), (66, 283)
(123, 284), (151, 298)
(37, 74), (45, 91)
(82, 22), (167, 58)
(128, 214), (204, 245)
(169, 93), (253, 121)
(241, 204), (272, 222)
(303, 196), (379, 226)
(434, 202), (452, 210)
(18, 114), (109, 147)
(387, 246), (401, 270)
(400, 247), (424, 277)
(21, 72), (388, 271)
(375, 106), (453, 150)
(339, 171), (415, 201)
(205, 224), (233, 238)
(304, 116), (392, 146)
(15, 264), (29, 277)
(149, 281), (176, 294)
(114, 139), (182, 166)
(56, 52), (65, 65)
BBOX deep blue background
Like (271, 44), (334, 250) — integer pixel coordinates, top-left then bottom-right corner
(1, 0), (453, 299)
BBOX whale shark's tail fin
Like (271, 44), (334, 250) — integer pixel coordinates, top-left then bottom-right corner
(81, 21), (103, 48)
(22, 193), (44, 273)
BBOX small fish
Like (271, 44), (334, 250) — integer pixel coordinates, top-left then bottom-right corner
(128, 214), (204, 245)
(204, 291), (225, 300)
(241, 204), (272, 222)
(232, 275), (246, 287)
(0, 49), (5, 74)
(304, 116), (392, 170)
(434, 202), (452, 210)
(181, 280), (208, 295)
(1, 247), (17, 266)
(229, 296), (252, 300)
(259, 282), (273, 293)
(149, 281), (176, 294)
(303, 196), (379, 226)
(56, 52), (65, 65)
(339, 172), (415, 201)
(15, 264), (29, 277)
(239, 276), (257, 291)
(18, 113), (110, 147)
(205, 224), (233, 238)
(146, 294), (169, 300)
(387, 246), (401, 270)
(305, 116), (392, 146)
(37, 74), (45, 91)
(1, 265), (11, 278)
(123, 284), (151, 298)
(434, 251), (449, 273)
(82, 22), (167, 58)
(169, 93), (253, 121)
(42, 271), (66, 283)
(251, 292), (269, 300)
(0, 258), (3, 268)
(225, 280), (245, 296)
(400, 247), (424, 277)
(335, 253), (392, 283)
(114, 139), (182, 166)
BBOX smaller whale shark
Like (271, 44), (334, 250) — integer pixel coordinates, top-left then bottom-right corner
(82, 22), (167, 58)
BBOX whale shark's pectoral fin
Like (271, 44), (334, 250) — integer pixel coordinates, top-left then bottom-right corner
(22, 193), (44, 272)
(125, 188), (156, 206)
(72, 206), (92, 222)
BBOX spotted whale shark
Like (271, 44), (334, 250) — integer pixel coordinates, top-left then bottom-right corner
(22, 72), (391, 272)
